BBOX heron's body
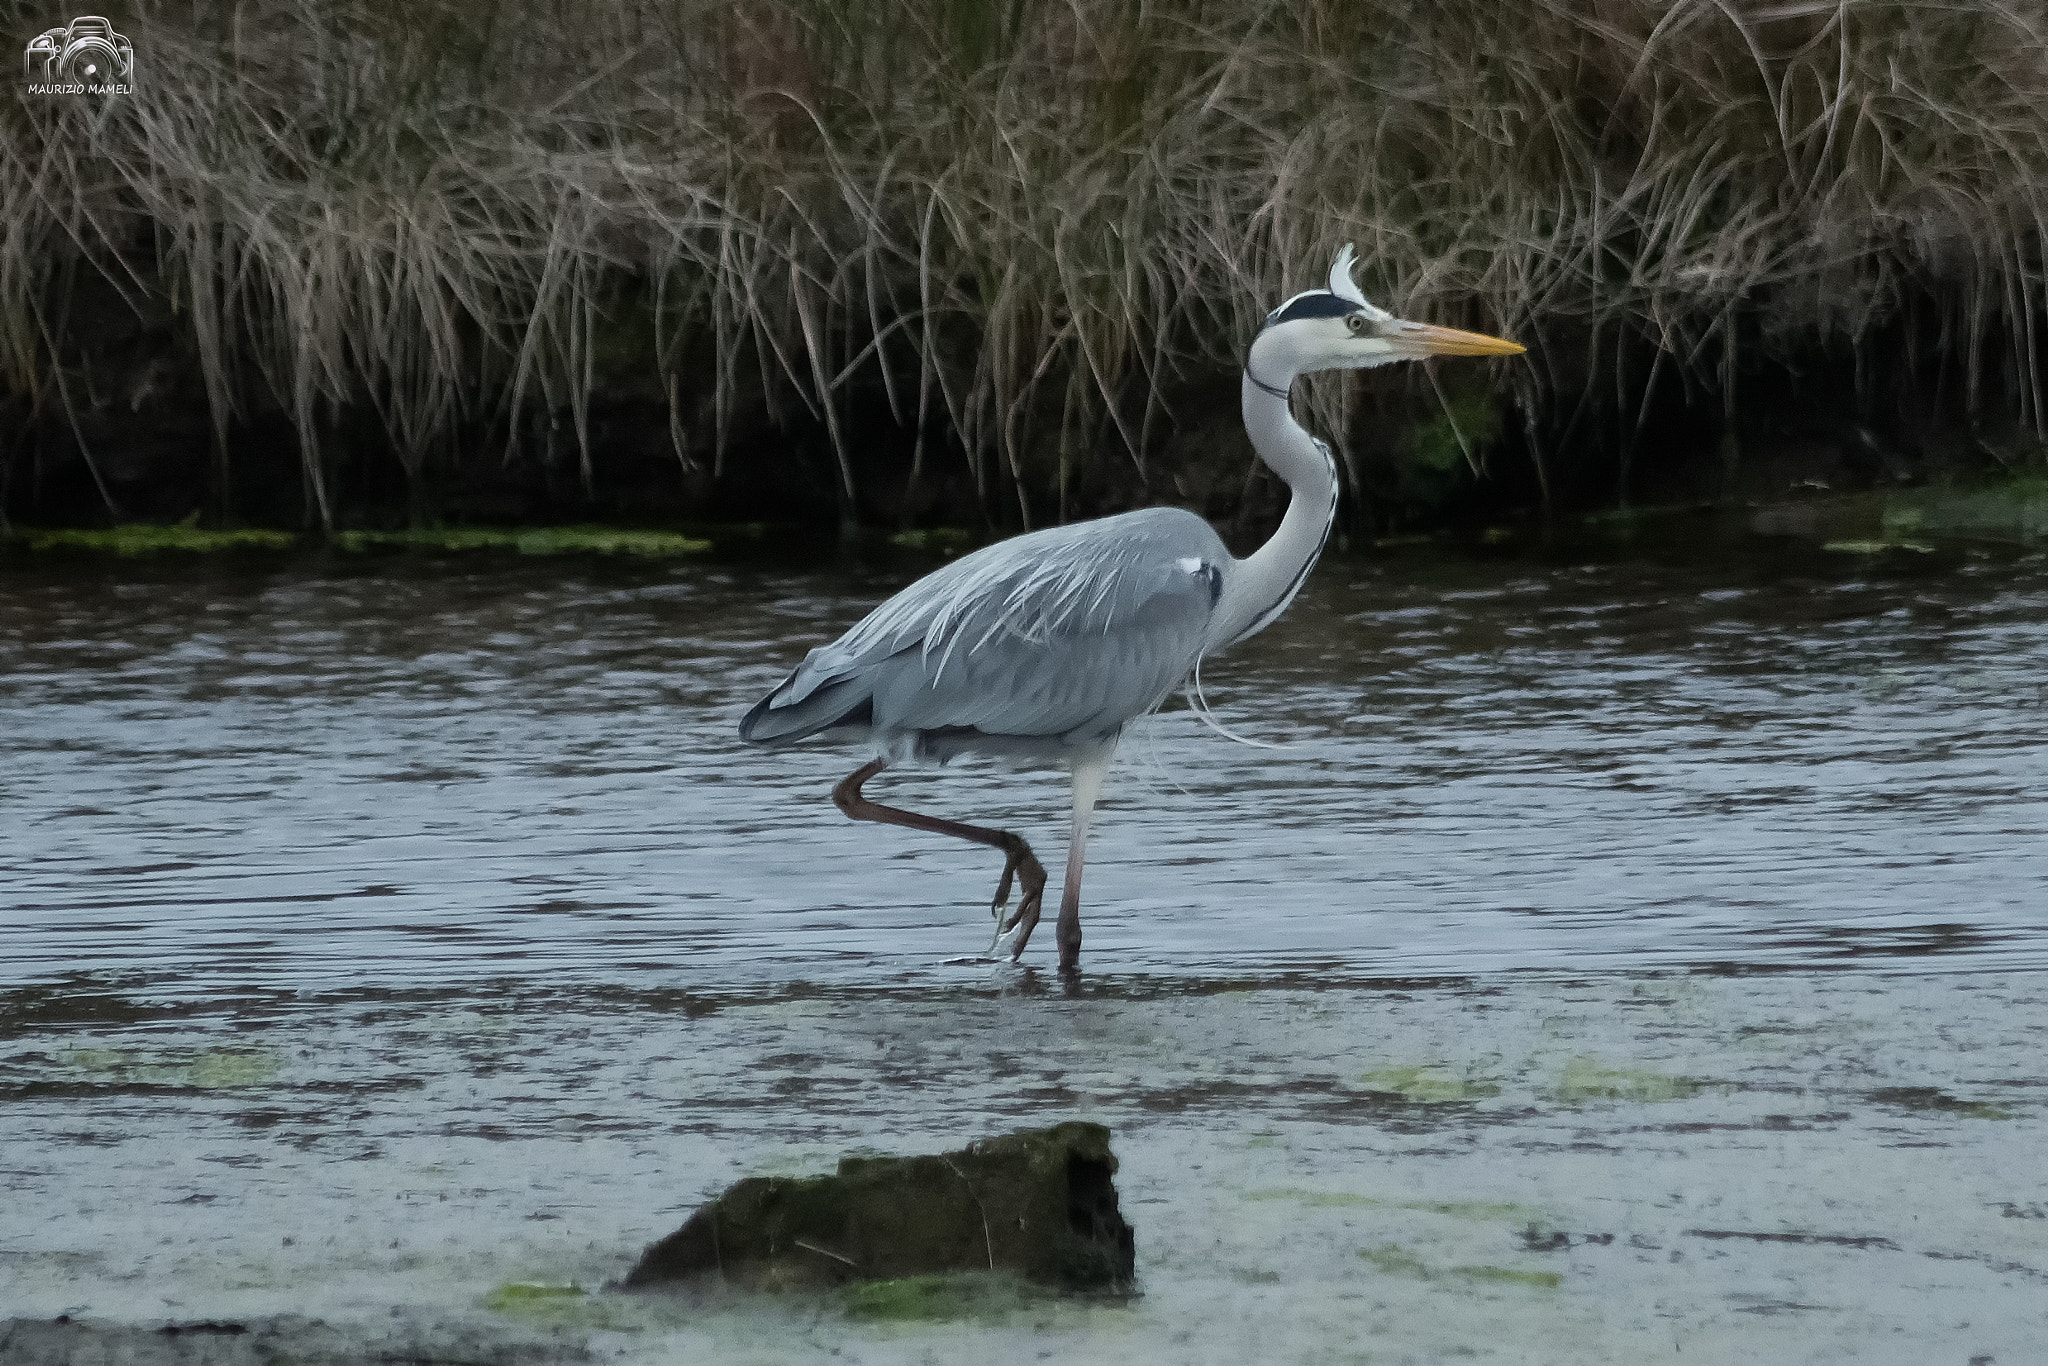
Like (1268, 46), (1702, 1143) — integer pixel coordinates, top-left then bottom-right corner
(740, 246), (1521, 971)
(742, 507), (1226, 760)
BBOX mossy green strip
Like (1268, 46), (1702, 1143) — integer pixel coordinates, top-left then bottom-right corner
(482, 1282), (585, 1314)
(1886, 476), (2048, 542)
(57, 1047), (278, 1088)
(14, 525), (713, 556)
(1454, 1265), (1565, 1288)
(25, 526), (297, 554)
(839, 1272), (1052, 1322)
(333, 526), (711, 556)
(1823, 539), (1934, 554)
(888, 527), (977, 552)
(182, 1051), (281, 1088)
(1867, 1086), (2014, 1119)
(1357, 1065), (1500, 1103)
(1552, 1056), (1698, 1103)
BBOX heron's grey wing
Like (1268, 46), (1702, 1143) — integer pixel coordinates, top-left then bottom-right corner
(739, 507), (1230, 744)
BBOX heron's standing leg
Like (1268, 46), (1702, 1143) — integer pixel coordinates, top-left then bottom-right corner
(994, 749), (1112, 966)
(832, 760), (1046, 949)
(1052, 751), (1111, 973)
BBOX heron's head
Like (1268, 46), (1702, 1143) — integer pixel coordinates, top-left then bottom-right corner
(1251, 245), (1524, 378)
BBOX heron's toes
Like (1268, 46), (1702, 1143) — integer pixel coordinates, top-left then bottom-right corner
(990, 860), (1017, 921)
(989, 843), (1047, 960)
(991, 919), (1029, 962)
(987, 839), (1045, 919)
(991, 884), (1044, 960)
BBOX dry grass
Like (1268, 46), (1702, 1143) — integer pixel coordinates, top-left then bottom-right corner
(6, 0), (2048, 529)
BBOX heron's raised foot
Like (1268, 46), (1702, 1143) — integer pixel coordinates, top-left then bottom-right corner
(830, 759), (1053, 963)
(988, 834), (1046, 961)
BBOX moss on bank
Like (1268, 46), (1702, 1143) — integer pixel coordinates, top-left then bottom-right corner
(22, 527), (297, 555)
(1884, 477), (2048, 543)
(20, 471), (2048, 562)
(10, 524), (712, 557)
(333, 527), (712, 556)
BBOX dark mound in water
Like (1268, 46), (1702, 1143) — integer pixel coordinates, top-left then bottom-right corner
(622, 1121), (1134, 1293)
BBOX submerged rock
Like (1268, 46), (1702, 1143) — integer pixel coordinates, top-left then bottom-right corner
(622, 1122), (1134, 1293)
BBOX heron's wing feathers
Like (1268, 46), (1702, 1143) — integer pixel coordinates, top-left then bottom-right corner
(741, 508), (1228, 745)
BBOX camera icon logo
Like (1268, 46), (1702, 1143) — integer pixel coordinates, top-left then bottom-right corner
(24, 15), (133, 87)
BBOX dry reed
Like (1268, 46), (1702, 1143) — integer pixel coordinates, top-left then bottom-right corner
(5, 0), (2047, 530)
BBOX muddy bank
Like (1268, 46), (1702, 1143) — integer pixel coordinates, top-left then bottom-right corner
(1, 971), (2042, 1365)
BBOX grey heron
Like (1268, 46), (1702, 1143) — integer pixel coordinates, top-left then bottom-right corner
(739, 245), (1523, 972)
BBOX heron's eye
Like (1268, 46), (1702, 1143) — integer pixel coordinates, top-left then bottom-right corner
(1345, 313), (1368, 335)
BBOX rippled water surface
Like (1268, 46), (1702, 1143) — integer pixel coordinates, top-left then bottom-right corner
(6, 538), (2047, 990)
(7, 539), (2048, 1365)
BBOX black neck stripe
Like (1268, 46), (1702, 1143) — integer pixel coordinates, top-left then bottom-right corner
(1246, 368), (1290, 399)
(1229, 446), (1339, 645)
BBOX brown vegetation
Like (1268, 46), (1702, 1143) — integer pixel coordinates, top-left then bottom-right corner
(6, 0), (2048, 533)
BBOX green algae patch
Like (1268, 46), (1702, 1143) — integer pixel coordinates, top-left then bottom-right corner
(184, 1050), (281, 1088)
(1357, 1065), (1499, 1103)
(55, 1046), (278, 1089)
(1823, 539), (1935, 554)
(480, 1281), (655, 1331)
(509, 527), (710, 555)
(1453, 1265), (1564, 1289)
(1885, 477), (2048, 543)
(1551, 1057), (1698, 1104)
(25, 526), (297, 554)
(1358, 1245), (1560, 1290)
(333, 526), (710, 556)
(888, 528), (977, 554)
(839, 1272), (1053, 1323)
(482, 1282), (588, 1321)
(1868, 1086), (2014, 1120)
(15, 523), (714, 556)
(1392, 383), (1500, 516)
(484, 1281), (584, 1310)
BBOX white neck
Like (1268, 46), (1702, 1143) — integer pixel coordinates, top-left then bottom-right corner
(1206, 341), (1340, 653)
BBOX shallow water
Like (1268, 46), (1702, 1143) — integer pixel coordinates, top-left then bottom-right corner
(4, 538), (2047, 988)
(4, 537), (2048, 1363)
(2, 972), (2044, 1365)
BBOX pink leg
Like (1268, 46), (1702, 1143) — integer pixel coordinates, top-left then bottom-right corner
(833, 760), (1046, 950)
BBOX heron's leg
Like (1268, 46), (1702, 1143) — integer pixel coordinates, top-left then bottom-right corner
(1052, 752), (1111, 973)
(831, 760), (1046, 944)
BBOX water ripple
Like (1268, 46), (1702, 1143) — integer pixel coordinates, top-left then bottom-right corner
(4, 550), (2047, 992)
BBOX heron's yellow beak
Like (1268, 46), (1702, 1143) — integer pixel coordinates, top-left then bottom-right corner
(1393, 321), (1526, 358)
